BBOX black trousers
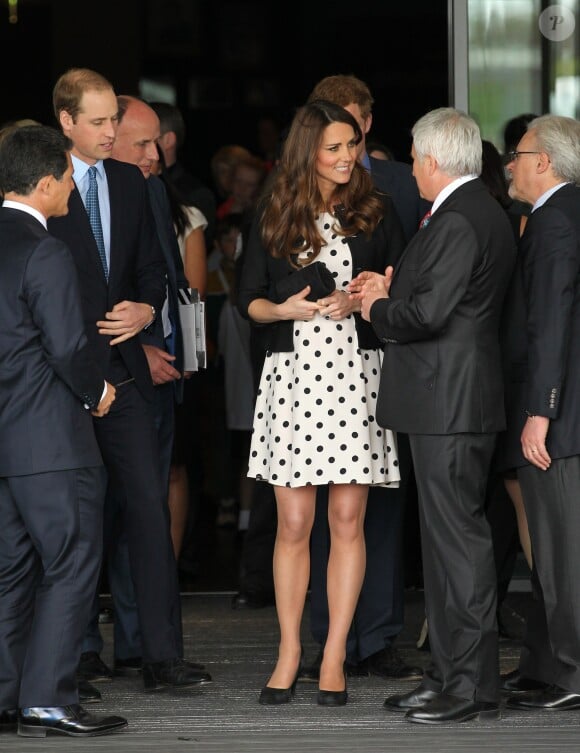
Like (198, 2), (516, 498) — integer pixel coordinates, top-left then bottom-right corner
(0, 466), (105, 708)
(518, 456), (580, 693)
(411, 432), (499, 703)
(89, 383), (183, 663)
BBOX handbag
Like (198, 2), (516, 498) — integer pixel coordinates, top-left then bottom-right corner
(271, 260), (336, 303)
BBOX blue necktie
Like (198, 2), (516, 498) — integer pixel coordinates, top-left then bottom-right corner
(86, 166), (108, 279)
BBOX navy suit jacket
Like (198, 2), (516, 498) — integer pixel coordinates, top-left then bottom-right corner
(48, 159), (167, 403)
(371, 178), (516, 435)
(498, 182), (580, 469)
(141, 175), (189, 404)
(0, 207), (103, 476)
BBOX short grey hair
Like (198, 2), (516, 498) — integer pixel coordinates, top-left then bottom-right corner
(412, 107), (482, 177)
(528, 114), (580, 183)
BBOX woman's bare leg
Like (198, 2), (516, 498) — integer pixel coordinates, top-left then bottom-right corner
(266, 485), (316, 689)
(504, 476), (532, 569)
(320, 483), (368, 691)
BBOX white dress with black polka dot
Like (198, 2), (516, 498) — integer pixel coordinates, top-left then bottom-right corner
(248, 213), (400, 489)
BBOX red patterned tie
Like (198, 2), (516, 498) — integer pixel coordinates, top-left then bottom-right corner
(419, 210), (432, 230)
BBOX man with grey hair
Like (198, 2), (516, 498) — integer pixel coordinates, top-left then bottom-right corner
(350, 107), (517, 723)
(499, 114), (580, 712)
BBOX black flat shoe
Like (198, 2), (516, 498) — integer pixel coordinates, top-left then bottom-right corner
(405, 693), (500, 724)
(259, 677), (298, 705)
(384, 685), (440, 711)
(18, 705), (127, 738)
(317, 672), (348, 707)
(142, 658), (212, 692)
(506, 685), (580, 710)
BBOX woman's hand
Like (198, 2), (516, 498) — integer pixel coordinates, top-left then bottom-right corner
(317, 290), (358, 320)
(278, 285), (321, 321)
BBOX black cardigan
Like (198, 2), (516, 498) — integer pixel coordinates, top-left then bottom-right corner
(237, 194), (406, 352)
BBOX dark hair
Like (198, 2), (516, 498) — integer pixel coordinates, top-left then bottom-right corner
(502, 113), (538, 154)
(261, 99), (383, 264)
(148, 101), (186, 147)
(480, 139), (510, 208)
(155, 147), (190, 237)
(0, 125), (71, 196)
(215, 212), (244, 241)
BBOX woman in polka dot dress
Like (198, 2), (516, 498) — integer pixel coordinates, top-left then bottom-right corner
(237, 100), (406, 706)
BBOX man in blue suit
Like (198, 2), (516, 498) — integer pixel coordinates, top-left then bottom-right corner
(0, 124), (126, 737)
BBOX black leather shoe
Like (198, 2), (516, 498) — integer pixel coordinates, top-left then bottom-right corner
(18, 705), (127, 737)
(405, 693), (500, 724)
(317, 673), (348, 707)
(114, 656), (142, 676)
(77, 652), (113, 682)
(384, 685), (440, 712)
(78, 680), (102, 704)
(231, 591), (275, 609)
(142, 658), (212, 692)
(501, 668), (549, 693)
(368, 646), (423, 680)
(0, 709), (18, 731)
(506, 685), (580, 710)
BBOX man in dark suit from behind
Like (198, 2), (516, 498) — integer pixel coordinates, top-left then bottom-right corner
(0, 125), (126, 738)
(298, 73), (427, 684)
(48, 68), (210, 693)
(353, 107), (516, 723)
(499, 115), (580, 712)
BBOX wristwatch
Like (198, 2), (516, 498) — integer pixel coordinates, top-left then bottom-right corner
(143, 305), (156, 330)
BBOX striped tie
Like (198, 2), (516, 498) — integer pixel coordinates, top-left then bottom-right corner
(419, 210), (432, 230)
(86, 166), (108, 279)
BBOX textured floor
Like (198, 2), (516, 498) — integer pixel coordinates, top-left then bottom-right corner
(5, 588), (580, 752)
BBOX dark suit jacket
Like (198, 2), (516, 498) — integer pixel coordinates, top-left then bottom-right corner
(141, 175), (189, 404)
(0, 207), (103, 476)
(498, 183), (580, 469)
(369, 157), (431, 242)
(48, 159), (167, 402)
(237, 193), (406, 352)
(370, 178), (517, 434)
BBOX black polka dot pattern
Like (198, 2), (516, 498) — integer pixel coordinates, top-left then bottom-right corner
(248, 213), (400, 489)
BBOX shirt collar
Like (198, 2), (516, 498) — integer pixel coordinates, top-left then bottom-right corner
(431, 175), (478, 215)
(532, 182), (569, 212)
(71, 154), (105, 184)
(2, 199), (47, 228)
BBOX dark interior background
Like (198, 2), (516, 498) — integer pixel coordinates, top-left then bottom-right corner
(1, 0), (449, 184)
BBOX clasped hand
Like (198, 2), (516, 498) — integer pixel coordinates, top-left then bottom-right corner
(347, 266), (393, 322)
(282, 285), (357, 321)
(97, 301), (154, 345)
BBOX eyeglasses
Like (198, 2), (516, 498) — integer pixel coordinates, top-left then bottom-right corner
(505, 150), (541, 162)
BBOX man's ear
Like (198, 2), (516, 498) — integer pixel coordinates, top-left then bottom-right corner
(160, 130), (177, 150)
(537, 152), (551, 174)
(363, 113), (372, 136)
(59, 110), (73, 133)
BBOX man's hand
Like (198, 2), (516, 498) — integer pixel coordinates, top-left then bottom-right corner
(142, 344), (181, 385)
(97, 301), (155, 345)
(348, 266), (393, 322)
(91, 381), (116, 418)
(521, 415), (551, 470)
